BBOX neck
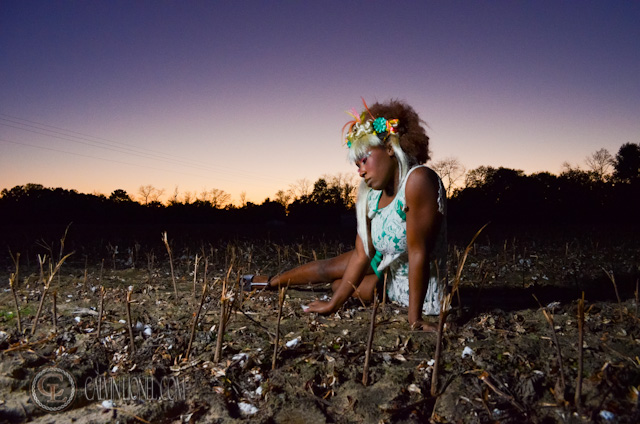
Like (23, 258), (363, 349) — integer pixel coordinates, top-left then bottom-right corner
(383, 164), (400, 197)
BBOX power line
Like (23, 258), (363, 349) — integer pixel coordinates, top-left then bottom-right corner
(0, 137), (277, 189)
(0, 114), (294, 185)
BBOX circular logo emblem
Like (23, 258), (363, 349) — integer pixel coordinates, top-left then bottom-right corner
(31, 367), (76, 412)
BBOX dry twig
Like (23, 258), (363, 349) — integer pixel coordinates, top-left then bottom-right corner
(272, 285), (287, 370)
(186, 276), (208, 360)
(52, 291), (57, 333)
(362, 288), (378, 386)
(432, 223), (488, 396)
(9, 272), (22, 334)
(533, 294), (566, 402)
(125, 289), (136, 354)
(602, 268), (624, 321)
(214, 263), (234, 362)
(162, 232), (178, 299)
(96, 286), (105, 338)
(192, 254), (200, 299)
(478, 371), (526, 413)
(575, 292), (585, 412)
(32, 252), (73, 336)
(9, 250), (22, 335)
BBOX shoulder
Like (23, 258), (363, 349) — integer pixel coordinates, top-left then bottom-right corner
(405, 166), (439, 198)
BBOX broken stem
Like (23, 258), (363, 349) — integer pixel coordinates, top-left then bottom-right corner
(192, 253), (200, 299)
(96, 286), (105, 338)
(432, 223), (488, 397)
(9, 273), (22, 334)
(362, 288), (378, 386)
(214, 264), (233, 363)
(32, 287), (48, 336)
(478, 371), (526, 413)
(635, 278), (639, 319)
(431, 303), (449, 397)
(186, 279), (208, 360)
(272, 285), (287, 370)
(162, 232), (178, 299)
(575, 292), (585, 412)
(602, 268), (624, 321)
(32, 252), (73, 336)
(52, 290), (57, 333)
(126, 289), (136, 354)
(533, 294), (566, 398)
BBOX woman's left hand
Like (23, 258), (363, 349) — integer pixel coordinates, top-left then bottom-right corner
(304, 299), (336, 315)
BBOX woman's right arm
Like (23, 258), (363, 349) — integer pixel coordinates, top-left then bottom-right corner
(304, 234), (371, 315)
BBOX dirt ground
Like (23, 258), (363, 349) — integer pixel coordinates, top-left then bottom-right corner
(1, 233), (639, 423)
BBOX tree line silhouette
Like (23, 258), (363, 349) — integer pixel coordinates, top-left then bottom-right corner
(1, 143), (638, 246)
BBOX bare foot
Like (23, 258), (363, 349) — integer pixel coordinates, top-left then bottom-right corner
(411, 320), (438, 333)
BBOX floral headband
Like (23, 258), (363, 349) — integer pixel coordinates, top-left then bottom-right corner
(343, 100), (399, 148)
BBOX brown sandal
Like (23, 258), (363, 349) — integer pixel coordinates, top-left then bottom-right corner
(240, 275), (270, 291)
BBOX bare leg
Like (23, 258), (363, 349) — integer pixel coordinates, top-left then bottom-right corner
(265, 251), (354, 288)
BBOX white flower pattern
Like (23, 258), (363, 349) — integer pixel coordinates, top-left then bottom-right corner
(367, 166), (447, 315)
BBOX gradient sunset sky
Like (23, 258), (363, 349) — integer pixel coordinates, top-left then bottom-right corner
(1, 1), (639, 204)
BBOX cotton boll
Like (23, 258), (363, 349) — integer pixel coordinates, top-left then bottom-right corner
(286, 337), (301, 348)
(101, 400), (114, 409)
(462, 346), (474, 358)
(238, 402), (258, 415)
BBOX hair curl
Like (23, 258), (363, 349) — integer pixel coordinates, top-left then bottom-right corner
(367, 99), (430, 164)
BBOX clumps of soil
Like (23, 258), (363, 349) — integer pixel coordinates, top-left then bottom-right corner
(1, 236), (639, 423)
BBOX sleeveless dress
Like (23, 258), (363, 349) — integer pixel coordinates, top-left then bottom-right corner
(367, 165), (447, 315)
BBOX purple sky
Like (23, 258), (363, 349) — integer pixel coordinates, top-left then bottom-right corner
(1, 1), (639, 204)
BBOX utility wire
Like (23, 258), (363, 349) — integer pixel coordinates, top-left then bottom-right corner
(0, 137), (277, 189)
(0, 115), (293, 185)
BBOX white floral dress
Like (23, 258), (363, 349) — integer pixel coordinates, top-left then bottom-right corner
(367, 165), (447, 315)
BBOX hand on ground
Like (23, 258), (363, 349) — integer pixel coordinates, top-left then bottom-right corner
(304, 300), (336, 315)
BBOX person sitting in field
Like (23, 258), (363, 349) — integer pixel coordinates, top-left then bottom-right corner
(245, 99), (447, 331)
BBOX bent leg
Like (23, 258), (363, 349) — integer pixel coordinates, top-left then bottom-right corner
(330, 274), (379, 303)
(267, 250), (354, 288)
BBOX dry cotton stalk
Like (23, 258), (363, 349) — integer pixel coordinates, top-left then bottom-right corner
(83, 256), (88, 287)
(382, 273), (388, 305)
(602, 268), (624, 321)
(272, 285), (287, 370)
(214, 263), (233, 362)
(57, 223), (71, 285)
(32, 252), (73, 336)
(162, 232), (178, 299)
(635, 278), (639, 318)
(432, 223), (488, 397)
(575, 292), (585, 412)
(96, 286), (105, 338)
(214, 298), (227, 362)
(52, 291), (57, 333)
(125, 289), (136, 354)
(362, 288), (379, 386)
(38, 254), (47, 284)
(186, 280), (208, 360)
(430, 292), (450, 397)
(9, 273), (22, 334)
(478, 371), (525, 413)
(192, 254), (200, 298)
(9, 251), (20, 287)
(533, 294), (566, 400)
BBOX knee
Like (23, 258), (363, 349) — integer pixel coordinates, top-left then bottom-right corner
(315, 259), (334, 281)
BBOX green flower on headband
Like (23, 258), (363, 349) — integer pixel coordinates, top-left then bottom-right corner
(372, 117), (388, 133)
